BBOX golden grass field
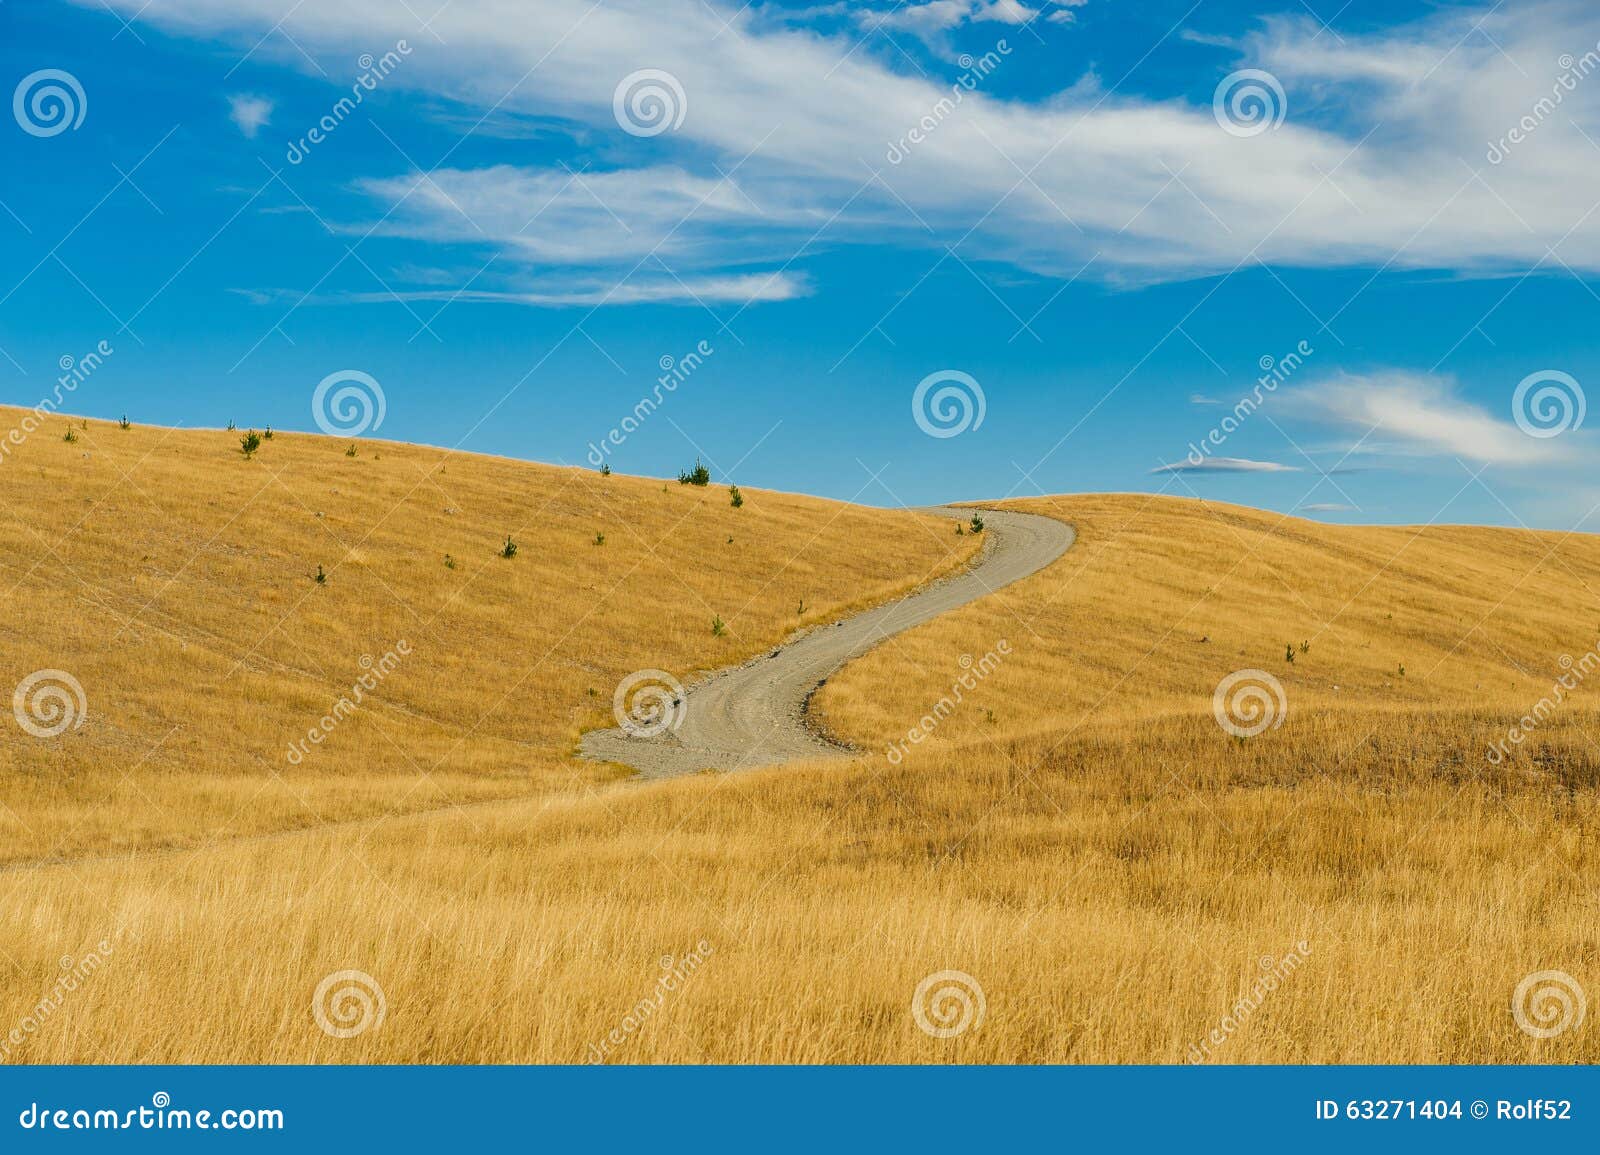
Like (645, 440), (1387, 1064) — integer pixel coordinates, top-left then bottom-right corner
(3, 414), (1599, 1063)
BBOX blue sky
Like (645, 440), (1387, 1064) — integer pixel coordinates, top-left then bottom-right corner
(2, 0), (1598, 526)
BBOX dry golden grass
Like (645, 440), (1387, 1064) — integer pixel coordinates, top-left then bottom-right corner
(0, 408), (974, 862)
(4, 447), (1599, 1063)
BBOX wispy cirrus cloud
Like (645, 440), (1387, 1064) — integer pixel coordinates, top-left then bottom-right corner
(105, 0), (1600, 304)
(1150, 456), (1300, 474)
(1282, 370), (1583, 466)
(233, 272), (807, 308)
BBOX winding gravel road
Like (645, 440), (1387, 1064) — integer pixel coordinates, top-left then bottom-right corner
(579, 507), (1075, 779)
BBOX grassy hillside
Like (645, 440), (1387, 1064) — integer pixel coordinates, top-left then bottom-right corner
(4, 448), (1598, 1063)
(0, 408), (975, 861)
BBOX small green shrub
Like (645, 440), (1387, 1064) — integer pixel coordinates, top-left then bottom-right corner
(729, 485), (743, 508)
(1284, 643), (1295, 663)
(712, 614), (726, 637)
(599, 463), (611, 476)
(226, 420), (236, 432)
(263, 426), (274, 440)
(969, 514), (985, 534)
(315, 565), (327, 585)
(345, 444), (358, 457)
(678, 459), (711, 486)
(444, 554), (456, 570)
(240, 430), (262, 457)
(118, 416), (131, 430)
(500, 535), (519, 560)
(62, 427), (77, 444)
(593, 532), (605, 546)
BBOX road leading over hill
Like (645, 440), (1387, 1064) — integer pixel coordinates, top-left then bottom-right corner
(580, 507), (1075, 779)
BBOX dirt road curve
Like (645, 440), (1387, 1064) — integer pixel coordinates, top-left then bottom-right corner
(579, 507), (1075, 779)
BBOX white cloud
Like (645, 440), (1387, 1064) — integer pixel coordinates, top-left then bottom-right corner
(104, 0), (1600, 286)
(240, 272), (808, 307)
(1282, 370), (1581, 466)
(858, 0), (1042, 35)
(356, 165), (780, 266)
(1150, 456), (1300, 474)
(227, 93), (272, 137)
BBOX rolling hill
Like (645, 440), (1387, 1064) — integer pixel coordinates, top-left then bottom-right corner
(3, 414), (1598, 1063)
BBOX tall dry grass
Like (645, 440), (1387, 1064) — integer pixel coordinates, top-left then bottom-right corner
(0, 409), (974, 861)
(3, 447), (1598, 1063)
